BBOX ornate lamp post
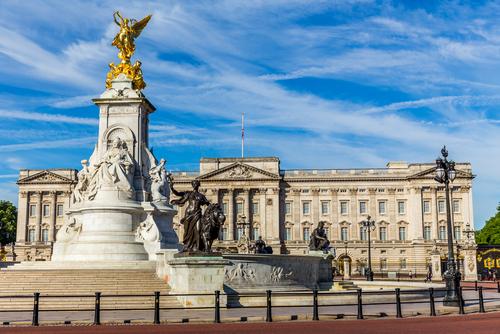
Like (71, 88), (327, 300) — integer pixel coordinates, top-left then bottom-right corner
(361, 215), (376, 281)
(434, 146), (460, 306)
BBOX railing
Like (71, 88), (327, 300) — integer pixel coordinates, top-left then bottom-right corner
(1, 281), (499, 326)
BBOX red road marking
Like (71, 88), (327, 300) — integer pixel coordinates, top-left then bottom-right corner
(1, 312), (500, 334)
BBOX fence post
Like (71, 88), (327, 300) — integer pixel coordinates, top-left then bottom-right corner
(214, 290), (221, 323)
(474, 281), (478, 291)
(395, 288), (402, 318)
(478, 286), (485, 313)
(312, 289), (319, 321)
(429, 288), (436, 316)
(266, 290), (272, 322)
(458, 287), (465, 315)
(94, 292), (101, 325)
(357, 289), (363, 320)
(154, 291), (160, 324)
(32, 292), (39, 326)
(497, 281), (500, 293)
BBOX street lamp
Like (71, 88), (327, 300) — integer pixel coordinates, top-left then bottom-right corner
(361, 215), (376, 281)
(434, 146), (460, 307)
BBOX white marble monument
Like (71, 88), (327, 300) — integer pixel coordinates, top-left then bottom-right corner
(52, 74), (179, 262)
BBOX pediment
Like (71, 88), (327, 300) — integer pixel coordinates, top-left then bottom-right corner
(17, 170), (75, 185)
(198, 162), (280, 181)
(408, 167), (473, 180)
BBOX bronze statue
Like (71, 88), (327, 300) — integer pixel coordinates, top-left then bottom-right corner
(254, 236), (273, 254)
(168, 176), (224, 253)
(309, 221), (330, 253)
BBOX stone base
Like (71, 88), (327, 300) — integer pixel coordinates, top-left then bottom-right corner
(167, 256), (228, 307)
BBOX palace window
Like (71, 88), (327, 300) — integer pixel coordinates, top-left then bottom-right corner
(397, 201), (405, 215)
(303, 227), (310, 241)
(43, 204), (50, 217)
(424, 226), (432, 240)
(285, 227), (292, 241)
(378, 201), (386, 214)
(252, 227), (260, 240)
(29, 205), (36, 217)
(359, 226), (367, 241)
(379, 227), (387, 241)
(438, 200), (445, 214)
(439, 226), (446, 240)
(285, 202), (292, 215)
(423, 200), (431, 214)
(219, 227), (227, 241)
(28, 229), (35, 242)
(321, 201), (330, 215)
(400, 259), (407, 270)
(57, 204), (64, 217)
(453, 200), (460, 213)
(222, 202), (228, 215)
(236, 227), (244, 240)
(399, 227), (406, 241)
(236, 202), (244, 215)
(42, 229), (49, 242)
(341, 227), (349, 241)
(252, 202), (259, 215)
(302, 202), (310, 215)
(380, 259), (388, 270)
(359, 201), (367, 214)
(340, 201), (349, 215)
(454, 226), (461, 240)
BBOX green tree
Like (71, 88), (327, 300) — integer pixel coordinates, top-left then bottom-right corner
(0, 201), (17, 245)
(476, 203), (500, 245)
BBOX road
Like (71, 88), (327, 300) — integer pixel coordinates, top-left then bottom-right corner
(1, 312), (499, 334)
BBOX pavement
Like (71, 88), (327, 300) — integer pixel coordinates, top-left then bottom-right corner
(1, 312), (500, 334)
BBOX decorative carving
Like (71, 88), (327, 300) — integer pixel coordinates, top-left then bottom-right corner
(237, 233), (251, 254)
(55, 219), (82, 243)
(270, 266), (292, 283)
(228, 165), (252, 178)
(135, 214), (160, 242)
(225, 263), (256, 282)
(467, 255), (475, 272)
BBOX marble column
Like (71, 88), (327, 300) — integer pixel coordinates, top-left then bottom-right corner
(343, 257), (351, 279)
(312, 188), (320, 227)
(259, 188), (267, 239)
(244, 189), (250, 237)
(227, 189), (234, 240)
(16, 191), (29, 243)
(36, 192), (42, 242)
(292, 189), (301, 241)
(50, 191), (57, 242)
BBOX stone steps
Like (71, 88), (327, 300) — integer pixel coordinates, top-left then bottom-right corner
(0, 266), (181, 311)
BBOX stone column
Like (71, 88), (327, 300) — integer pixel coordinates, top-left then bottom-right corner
(16, 191), (29, 243)
(330, 189), (338, 240)
(259, 188), (268, 239)
(244, 189), (250, 237)
(343, 257), (351, 280)
(50, 191), (57, 242)
(269, 187), (280, 244)
(387, 188), (396, 240)
(227, 189), (234, 240)
(463, 247), (478, 281)
(368, 188), (377, 218)
(36, 191), (42, 242)
(430, 186), (438, 239)
(312, 188), (320, 227)
(431, 252), (442, 281)
(409, 187), (423, 240)
(349, 189), (358, 239)
(292, 189), (301, 241)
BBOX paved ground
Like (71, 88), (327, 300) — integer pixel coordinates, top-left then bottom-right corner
(1, 312), (500, 334)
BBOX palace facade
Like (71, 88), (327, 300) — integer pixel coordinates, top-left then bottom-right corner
(12, 157), (476, 277)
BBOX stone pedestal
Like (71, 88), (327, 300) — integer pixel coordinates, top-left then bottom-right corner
(431, 254), (442, 281)
(168, 256), (228, 307)
(463, 247), (478, 281)
(343, 258), (351, 280)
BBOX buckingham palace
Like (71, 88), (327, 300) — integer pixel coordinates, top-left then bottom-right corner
(12, 156), (476, 278)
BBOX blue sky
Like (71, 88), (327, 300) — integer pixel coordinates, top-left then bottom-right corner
(0, 1), (499, 229)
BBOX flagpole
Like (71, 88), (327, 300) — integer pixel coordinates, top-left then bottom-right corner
(241, 112), (244, 158)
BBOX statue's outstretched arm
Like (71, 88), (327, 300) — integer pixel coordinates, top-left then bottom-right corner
(167, 174), (184, 197)
(113, 11), (122, 26)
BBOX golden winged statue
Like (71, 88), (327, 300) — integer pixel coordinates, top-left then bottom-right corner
(106, 11), (152, 91)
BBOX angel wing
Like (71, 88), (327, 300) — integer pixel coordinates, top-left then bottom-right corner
(132, 15), (152, 38)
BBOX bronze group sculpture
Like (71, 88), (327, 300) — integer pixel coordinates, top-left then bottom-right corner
(309, 221), (330, 253)
(168, 176), (225, 253)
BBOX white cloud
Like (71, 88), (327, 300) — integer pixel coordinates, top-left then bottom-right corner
(0, 109), (97, 126)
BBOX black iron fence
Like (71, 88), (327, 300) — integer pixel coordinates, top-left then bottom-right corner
(1, 281), (500, 326)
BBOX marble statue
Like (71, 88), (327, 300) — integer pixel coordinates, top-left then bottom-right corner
(309, 221), (330, 253)
(73, 160), (90, 203)
(87, 137), (135, 200)
(149, 158), (169, 202)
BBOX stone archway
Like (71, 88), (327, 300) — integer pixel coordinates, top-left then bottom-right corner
(337, 254), (352, 278)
